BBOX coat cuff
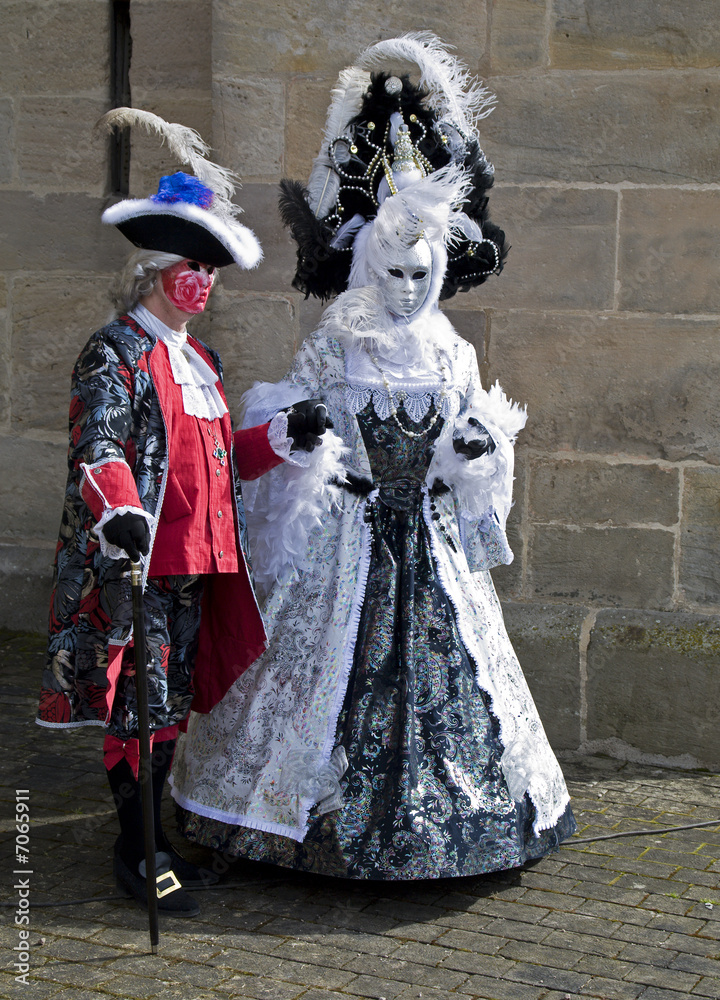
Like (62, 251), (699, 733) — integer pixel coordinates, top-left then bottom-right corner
(233, 422), (285, 481)
(80, 458), (142, 521)
(95, 505), (155, 561)
(80, 459), (153, 560)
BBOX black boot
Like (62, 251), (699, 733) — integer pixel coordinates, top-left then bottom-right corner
(106, 756), (144, 871)
(106, 756), (200, 916)
(150, 739), (219, 888)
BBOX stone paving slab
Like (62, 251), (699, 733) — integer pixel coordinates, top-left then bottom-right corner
(1, 631), (719, 1000)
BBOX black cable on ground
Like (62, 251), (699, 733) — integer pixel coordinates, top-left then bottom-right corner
(567, 817), (720, 846)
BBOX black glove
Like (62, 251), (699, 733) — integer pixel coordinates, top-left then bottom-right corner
(285, 398), (333, 452)
(453, 418), (496, 460)
(102, 511), (150, 562)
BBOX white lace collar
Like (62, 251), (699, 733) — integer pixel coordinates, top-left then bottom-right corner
(343, 336), (459, 425)
(130, 304), (227, 420)
(345, 345), (441, 389)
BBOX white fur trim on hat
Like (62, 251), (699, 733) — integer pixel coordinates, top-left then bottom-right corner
(102, 198), (263, 270)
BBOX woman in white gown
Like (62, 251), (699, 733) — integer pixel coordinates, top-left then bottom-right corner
(170, 34), (576, 879)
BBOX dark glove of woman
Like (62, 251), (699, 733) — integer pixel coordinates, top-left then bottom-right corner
(453, 418), (497, 460)
(285, 399), (333, 452)
(102, 511), (150, 562)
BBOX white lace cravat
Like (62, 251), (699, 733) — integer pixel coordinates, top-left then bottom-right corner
(129, 304), (228, 420)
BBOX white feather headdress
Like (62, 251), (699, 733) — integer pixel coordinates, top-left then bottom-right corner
(305, 32), (495, 221)
(280, 33), (506, 301)
(357, 32), (496, 139)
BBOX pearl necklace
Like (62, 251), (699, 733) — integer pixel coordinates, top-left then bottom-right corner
(365, 346), (448, 439)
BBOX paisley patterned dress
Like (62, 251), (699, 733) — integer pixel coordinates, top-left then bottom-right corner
(178, 400), (575, 878)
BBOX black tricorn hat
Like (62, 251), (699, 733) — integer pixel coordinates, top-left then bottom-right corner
(96, 110), (263, 269)
(102, 171), (262, 269)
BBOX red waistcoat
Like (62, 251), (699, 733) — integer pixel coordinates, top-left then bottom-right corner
(148, 341), (240, 576)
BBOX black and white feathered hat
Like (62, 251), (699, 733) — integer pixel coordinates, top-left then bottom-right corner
(98, 109), (262, 269)
(280, 32), (507, 301)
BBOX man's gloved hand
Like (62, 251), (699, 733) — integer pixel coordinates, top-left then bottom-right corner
(285, 399), (333, 452)
(102, 511), (150, 562)
(453, 418), (497, 460)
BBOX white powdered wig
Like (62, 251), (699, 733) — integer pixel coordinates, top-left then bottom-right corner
(111, 248), (185, 313)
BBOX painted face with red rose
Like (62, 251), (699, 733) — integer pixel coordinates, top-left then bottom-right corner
(161, 259), (217, 314)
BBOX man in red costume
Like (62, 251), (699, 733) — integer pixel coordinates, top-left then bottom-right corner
(37, 142), (328, 916)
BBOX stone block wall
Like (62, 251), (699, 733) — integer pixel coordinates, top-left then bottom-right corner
(1, 0), (718, 768)
(1, 0), (117, 629)
(480, 1), (720, 770)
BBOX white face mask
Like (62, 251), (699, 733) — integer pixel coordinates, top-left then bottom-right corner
(376, 239), (433, 318)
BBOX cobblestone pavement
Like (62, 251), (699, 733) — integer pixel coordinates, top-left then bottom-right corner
(1, 630), (719, 1000)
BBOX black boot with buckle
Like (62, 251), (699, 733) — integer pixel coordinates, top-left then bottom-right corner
(113, 845), (200, 916)
(106, 753), (201, 917)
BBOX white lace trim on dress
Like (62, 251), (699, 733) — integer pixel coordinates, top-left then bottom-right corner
(344, 343), (458, 423)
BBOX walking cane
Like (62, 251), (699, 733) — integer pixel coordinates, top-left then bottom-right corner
(130, 560), (159, 954)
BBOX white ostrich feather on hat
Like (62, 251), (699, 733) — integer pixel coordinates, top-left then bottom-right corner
(97, 108), (241, 219)
(358, 31), (496, 137)
(304, 33), (495, 221)
(306, 66), (371, 218)
(96, 108), (262, 269)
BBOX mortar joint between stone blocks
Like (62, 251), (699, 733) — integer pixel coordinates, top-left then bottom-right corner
(671, 465), (684, 610)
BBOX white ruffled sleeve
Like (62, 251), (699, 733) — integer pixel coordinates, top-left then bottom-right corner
(266, 410), (312, 467)
(94, 505), (156, 561)
(427, 346), (526, 573)
(239, 337), (348, 595)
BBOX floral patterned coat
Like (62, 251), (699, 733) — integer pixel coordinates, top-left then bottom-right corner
(37, 315), (271, 731)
